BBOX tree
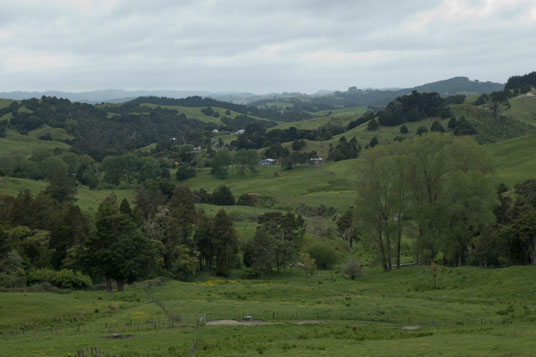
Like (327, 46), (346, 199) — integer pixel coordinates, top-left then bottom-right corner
(166, 186), (196, 268)
(430, 120), (445, 133)
(193, 209), (214, 272)
(45, 168), (77, 203)
(400, 125), (409, 134)
(368, 137), (379, 148)
(342, 257), (362, 280)
(416, 126), (428, 136)
(307, 243), (338, 269)
(176, 165), (196, 181)
(211, 210), (238, 277)
(212, 185), (235, 206)
(254, 212), (306, 272)
(211, 150), (232, 179)
(234, 149), (259, 176)
(300, 252), (316, 281)
(367, 119), (379, 131)
(84, 195), (160, 291)
(336, 207), (357, 248)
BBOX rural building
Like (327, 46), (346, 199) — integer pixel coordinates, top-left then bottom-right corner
(309, 157), (323, 165)
(258, 158), (277, 166)
(212, 129), (219, 134)
(234, 129), (245, 135)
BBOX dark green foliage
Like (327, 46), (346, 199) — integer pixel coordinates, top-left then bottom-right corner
(416, 126), (428, 135)
(212, 210), (238, 277)
(367, 119), (379, 131)
(378, 91), (450, 126)
(0, 250), (26, 288)
(176, 164), (196, 181)
(201, 107), (214, 116)
(400, 125), (409, 134)
(253, 212), (306, 273)
(193, 210), (214, 272)
(84, 195), (160, 291)
(336, 207), (357, 248)
(368, 136), (379, 148)
(119, 198), (132, 216)
(445, 94), (466, 105)
(237, 193), (257, 207)
(211, 185), (235, 206)
(347, 111), (375, 130)
(453, 117), (476, 136)
(430, 120), (445, 133)
(211, 150), (232, 179)
(307, 243), (339, 269)
(505, 71), (536, 91)
(44, 168), (77, 203)
(448, 117), (457, 129)
(328, 136), (360, 161)
(292, 139), (306, 151)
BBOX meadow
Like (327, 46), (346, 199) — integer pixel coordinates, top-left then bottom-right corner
(1, 265), (535, 356)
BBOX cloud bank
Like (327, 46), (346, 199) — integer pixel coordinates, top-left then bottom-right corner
(0, 0), (534, 93)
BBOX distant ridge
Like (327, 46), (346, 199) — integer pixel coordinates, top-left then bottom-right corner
(0, 77), (504, 105)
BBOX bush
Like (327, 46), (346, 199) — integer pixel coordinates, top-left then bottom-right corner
(400, 125), (409, 134)
(176, 165), (196, 181)
(52, 269), (93, 289)
(416, 126), (428, 136)
(237, 193), (257, 206)
(212, 185), (235, 205)
(367, 119), (379, 131)
(28, 268), (92, 289)
(342, 257), (362, 280)
(307, 243), (339, 269)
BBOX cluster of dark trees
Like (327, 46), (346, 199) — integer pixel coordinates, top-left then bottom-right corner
(504, 71), (536, 92)
(231, 123), (344, 150)
(355, 132), (536, 270)
(377, 91), (451, 126)
(327, 136), (360, 161)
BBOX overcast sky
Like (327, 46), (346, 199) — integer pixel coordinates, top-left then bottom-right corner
(0, 0), (535, 93)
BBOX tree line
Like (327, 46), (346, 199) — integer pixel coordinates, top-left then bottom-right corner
(354, 132), (535, 269)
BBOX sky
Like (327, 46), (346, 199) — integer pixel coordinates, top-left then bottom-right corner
(0, 0), (535, 94)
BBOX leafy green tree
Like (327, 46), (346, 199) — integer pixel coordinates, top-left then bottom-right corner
(84, 195), (160, 291)
(367, 119), (379, 131)
(416, 126), (428, 135)
(211, 150), (232, 179)
(254, 212), (305, 272)
(342, 257), (362, 280)
(193, 209), (214, 272)
(400, 125), (409, 134)
(336, 207), (357, 248)
(212, 210), (238, 277)
(45, 168), (77, 203)
(252, 227), (275, 277)
(170, 244), (199, 281)
(300, 252), (316, 281)
(307, 242), (338, 269)
(176, 165), (196, 181)
(212, 185), (235, 206)
(166, 186), (196, 268)
(430, 120), (445, 133)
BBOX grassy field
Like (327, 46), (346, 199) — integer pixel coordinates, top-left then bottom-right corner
(505, 95), (536, 127)
(488, 134), (536, 188)
(1, 265), (535, 356)
(0, 129), (70, 158)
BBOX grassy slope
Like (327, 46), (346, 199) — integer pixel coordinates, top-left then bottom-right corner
(0, 129), (70, 158)
(505, 95), (536, 127)
(1, 266), (536, 356)
(488, 134), (536, 187)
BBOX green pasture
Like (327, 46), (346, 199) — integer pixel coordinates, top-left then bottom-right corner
(1, 265), (536, 356)
(505, 95), (536, 127)
(488, 134), (536, 187)
(0, 129), (70, 158)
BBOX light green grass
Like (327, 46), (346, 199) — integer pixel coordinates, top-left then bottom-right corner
(0, 177), (136, 212)
(505, 96), (536, 127)
(488, 134), (536, 187)
(1, 266), (536, 356)
(0, 129), (70, 158)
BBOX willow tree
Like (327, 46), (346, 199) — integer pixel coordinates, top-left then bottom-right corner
(355, 133), (498, 269)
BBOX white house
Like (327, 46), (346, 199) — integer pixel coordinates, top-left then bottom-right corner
(258, 158), (277, 166)
(234, 129), (245, 135)
(309, 157), (323, 165)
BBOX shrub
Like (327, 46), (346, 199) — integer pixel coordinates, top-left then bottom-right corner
(367, 119), (379, 131)
(28, 268), (92, 289)
(400, 125), (409, 134)
(308, 243), (339, 269)
(416, 126), (428, 136)
(176, 165), (196, 181)
(342, 258), (362, 280)
(237, 193), (257, 206)
(212, 185), (235, 205)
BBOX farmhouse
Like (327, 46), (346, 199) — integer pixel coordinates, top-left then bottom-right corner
(258, 158), (277, 166)
(309, 157), (323, 165)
